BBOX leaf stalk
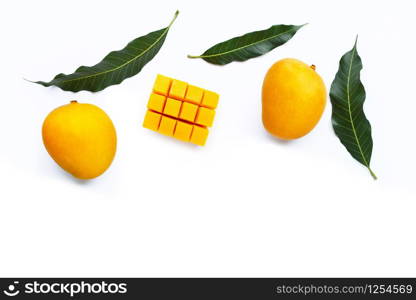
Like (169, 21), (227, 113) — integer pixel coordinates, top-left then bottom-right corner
(368, 168), (377, 180)
(168, 10), (179, 28)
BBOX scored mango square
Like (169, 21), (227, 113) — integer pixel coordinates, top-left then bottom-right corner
(143, 74), (219, 146)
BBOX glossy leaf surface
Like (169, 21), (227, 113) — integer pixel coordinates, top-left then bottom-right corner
(330, 38), (377, 179)
(188, 24), (304, 65)
(32, 11), (179, 92)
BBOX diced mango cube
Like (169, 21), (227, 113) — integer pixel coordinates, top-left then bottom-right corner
(147, 93), (166, 113)
(201, 90), (219, 109)
(190, 126), (209, 146)
(174, 121), (193, 142)
(153, 74), (172, 95)
(144, 75), (220, 146)
(143, 110), (162, 131)
(169, 79), (188, 99)
(158, 116), (177, 136)
(195, 107), (215, 127)
(164, 98), (182, 118)
(185, 85), (204, 105)
(179, 102), (198, 123)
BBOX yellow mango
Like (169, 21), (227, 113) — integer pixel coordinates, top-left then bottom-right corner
(262, 58), (326, 140)
(42, 101), (117, 179)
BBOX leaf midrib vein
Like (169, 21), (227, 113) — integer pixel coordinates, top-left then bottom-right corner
(53, 27), (169, 85)
(346, 45), (369, 168)
(198, 26), (300, 59)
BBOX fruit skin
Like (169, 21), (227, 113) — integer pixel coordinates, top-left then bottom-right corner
(262, 58), (326, 140)
(42, 101), (117, 179)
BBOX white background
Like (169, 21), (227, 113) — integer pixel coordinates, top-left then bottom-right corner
(0, 0), (415, 277)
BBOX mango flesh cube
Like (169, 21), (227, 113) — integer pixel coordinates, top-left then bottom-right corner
(190, 126), (209, 146)
(153, 74), (172, 95)
(201, 90), (219, 109)
(147, 93), (166, 113)
(159, 116), (177, 136)
(164, 98), (182, 118)
(144, 75), (219, 146)
(143, 110), (162, 131)
(174, 121), (193, 142)
(179, 102), (198, 123)
(185, 85), (204, 105)
(195, 107), (215, 127)
(169, 79), (188, 99)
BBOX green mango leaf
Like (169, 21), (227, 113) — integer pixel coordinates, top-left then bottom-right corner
(187, 24), (305, 65)
(31, 11), (179, 92)
(329, 37), (377, 179)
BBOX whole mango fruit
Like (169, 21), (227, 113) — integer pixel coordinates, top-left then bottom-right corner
(42, 101), (117, 179)
(262, 58), (326, 140)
